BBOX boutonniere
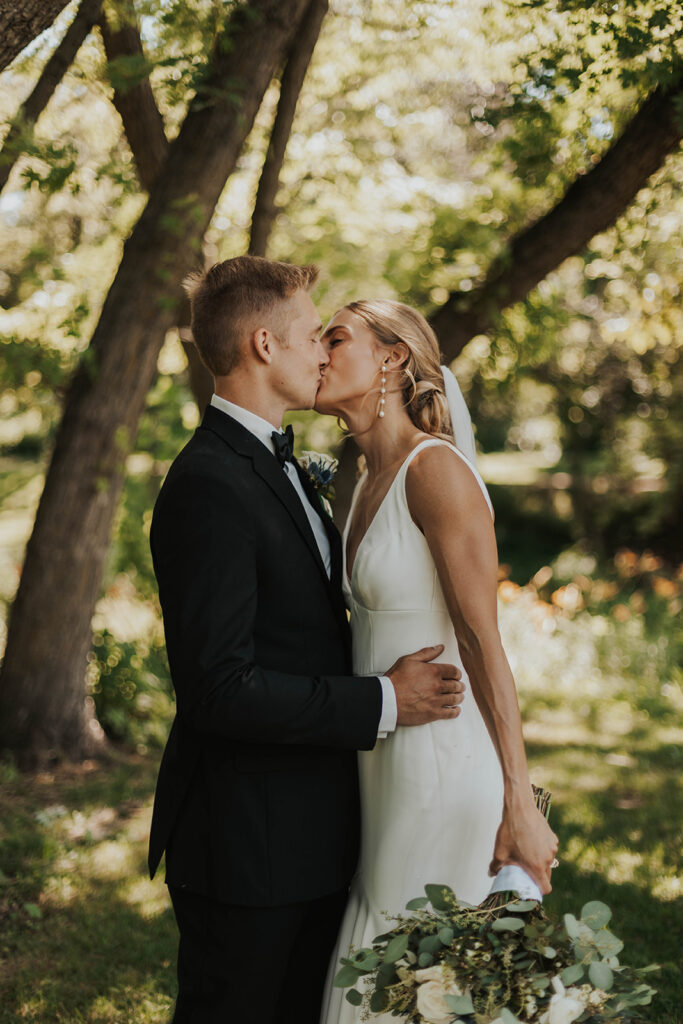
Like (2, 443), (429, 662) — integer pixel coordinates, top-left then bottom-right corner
(298, 450), (338, 517)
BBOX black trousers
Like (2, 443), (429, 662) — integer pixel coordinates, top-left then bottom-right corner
(168, 884), (348, 1024)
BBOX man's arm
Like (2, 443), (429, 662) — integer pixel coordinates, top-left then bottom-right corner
(152, 472), (382, 751)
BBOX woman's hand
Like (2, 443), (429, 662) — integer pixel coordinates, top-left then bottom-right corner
(489, 798), (559, 894)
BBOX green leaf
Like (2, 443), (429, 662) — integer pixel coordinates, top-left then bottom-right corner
(563, 913), (581, 938)
(438, 926), (455, 945)
(384, 933), (410, 964)
(500, 1009), (521, 1024)
(593, 929), (624, 957)
(588, 960), (614, 990)
(492, 916), (525, 931)
(581, 901), (612, 930)
(543, 946), (557, 958)
(444, 993), (475, 1014)
(345, 989), (363, 1006)
(406, 896), (429, 910)
(508, 899), (539, 912)
(418, 935), (443, 956)
(369, 990), (389, 1013)
(333, 965), (360, 987)
(375, 962), (396, 988)
(425, 883), (455, 911)
(418, 952), (434, 967)
(561, 963), (585, 985)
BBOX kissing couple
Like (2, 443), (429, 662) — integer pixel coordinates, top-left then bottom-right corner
(147, 255), (558, 1024)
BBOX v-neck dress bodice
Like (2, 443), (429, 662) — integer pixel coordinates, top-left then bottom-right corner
(321, 439), (504, 1024)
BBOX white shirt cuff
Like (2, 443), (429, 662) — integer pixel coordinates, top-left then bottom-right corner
(377, 675), (397, 738)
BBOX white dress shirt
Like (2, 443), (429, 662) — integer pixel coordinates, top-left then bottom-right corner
(209, 394), (397, 737)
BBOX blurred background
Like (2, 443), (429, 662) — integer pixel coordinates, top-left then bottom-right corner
(0, 1), (680, 1021)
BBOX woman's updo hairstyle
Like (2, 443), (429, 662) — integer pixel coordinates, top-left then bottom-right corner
(346, 299), (453, 442)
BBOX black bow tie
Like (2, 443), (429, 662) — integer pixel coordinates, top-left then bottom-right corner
(271, 424), (295, 467)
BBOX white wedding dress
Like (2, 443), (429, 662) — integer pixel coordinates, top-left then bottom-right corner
(320, 438), (505, 1024)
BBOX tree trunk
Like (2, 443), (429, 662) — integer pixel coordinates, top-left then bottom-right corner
(0, 0), (73, 73)
(0, 0), (311, 768)
(100, 12), (213, 413)
(431, 86), (682, 361)
(0, 0), (103, 193)
(249, 0), (329, 256)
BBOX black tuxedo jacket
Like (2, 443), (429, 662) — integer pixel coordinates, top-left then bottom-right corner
(148, 405), (382, 906)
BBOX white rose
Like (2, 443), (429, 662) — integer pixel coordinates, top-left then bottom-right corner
(415, 963), (467, 1024)
(539, 977), (587, 1024)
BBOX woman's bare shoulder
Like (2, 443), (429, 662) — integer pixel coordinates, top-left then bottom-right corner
(406, 441), (490, 525)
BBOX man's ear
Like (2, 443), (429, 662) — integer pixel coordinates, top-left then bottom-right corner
(251, 327), (273, 365)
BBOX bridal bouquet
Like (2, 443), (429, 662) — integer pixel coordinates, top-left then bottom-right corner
(333, 889), (657, 1023)
(334, 790), (657, 1023)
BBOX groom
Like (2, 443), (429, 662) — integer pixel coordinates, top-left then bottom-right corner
(148, 255), (464, 1024)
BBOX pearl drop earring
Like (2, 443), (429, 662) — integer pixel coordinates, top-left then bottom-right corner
(378, 363), (387, 418)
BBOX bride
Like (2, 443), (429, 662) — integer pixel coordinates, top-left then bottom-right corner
(314, 299), (558, 1024)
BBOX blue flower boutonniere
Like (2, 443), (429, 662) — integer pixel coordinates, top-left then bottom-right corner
(298, 451), (338, 517)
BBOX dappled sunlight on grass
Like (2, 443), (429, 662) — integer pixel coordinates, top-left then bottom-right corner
(123, 877), (171, 920)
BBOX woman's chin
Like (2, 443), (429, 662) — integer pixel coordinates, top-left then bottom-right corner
(313, 388), (336, 416)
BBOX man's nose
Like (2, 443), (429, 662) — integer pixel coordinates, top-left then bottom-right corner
(318, 340), (330, 367)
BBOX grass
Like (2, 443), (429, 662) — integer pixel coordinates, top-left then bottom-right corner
(0, 756), (176, 1023)
(0, 702), (680, 1021)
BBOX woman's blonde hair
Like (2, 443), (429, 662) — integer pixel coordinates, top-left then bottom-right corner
(346, 299), (453, 441)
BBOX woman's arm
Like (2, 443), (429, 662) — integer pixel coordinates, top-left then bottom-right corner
(406, 445), (558, 893)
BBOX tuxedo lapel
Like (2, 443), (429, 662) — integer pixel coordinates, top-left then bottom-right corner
(293, 458), (348, 644)
(201, 406), (332, 594)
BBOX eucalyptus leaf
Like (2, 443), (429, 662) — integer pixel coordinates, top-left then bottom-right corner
(563, 913), (581, 939)
(438, 926), (455, 945)
(492, 916), (525, 932)
(345, 989), (363, 1006)
(375, 963), (396, 990)
(418, 934), (443, 955)
(444, 993), (475, 1014)
(594, 929), (624, 957)
(581, 900), (612, 930)
(354, 951), (381, 971)
(508, 899), (539, 912)
(406, 896), (429, 910)
(425, 883), (455, 911)
(384, 933), (410, 964)
(589, 960), (614, 990)
(561, 963), (585, 985)
(500, 1009), (521, 1023)
(418, 952), (434, 967)
(334, 965), (360, 987)
(369, 990), (389, 1013)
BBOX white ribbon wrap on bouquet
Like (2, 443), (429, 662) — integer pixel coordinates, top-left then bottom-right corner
(488, 865), (543, 902)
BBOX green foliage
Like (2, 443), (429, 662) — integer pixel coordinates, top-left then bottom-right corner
(88, 629), (173, 749)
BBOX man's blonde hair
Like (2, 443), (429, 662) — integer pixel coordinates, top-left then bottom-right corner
(184, 255), (318, 376)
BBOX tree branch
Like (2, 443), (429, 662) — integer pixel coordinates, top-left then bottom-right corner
(0, 0), (103, 193)
(99, 10), (213, 410)
(0, 0), (73, 73)
(248, 0), (328, 256)
(99, 12), (167, 192)
(430, 86), (683, 360)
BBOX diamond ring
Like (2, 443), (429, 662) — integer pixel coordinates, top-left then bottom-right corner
(551, 858), (559, 868)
